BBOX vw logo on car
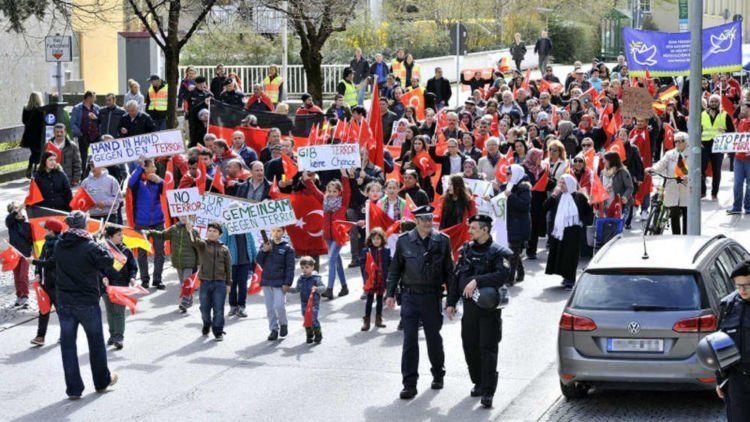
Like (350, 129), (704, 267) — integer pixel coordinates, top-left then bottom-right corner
(627, 321), (641, 334)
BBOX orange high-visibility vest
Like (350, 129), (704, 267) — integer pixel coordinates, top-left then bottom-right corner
(264, 75), (283, 103)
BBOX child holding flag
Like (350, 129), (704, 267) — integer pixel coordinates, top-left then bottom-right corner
(145, 217), (201, 313)
(359, 228), (391, 331)
(5, 202), (32, 308)
(296, 256), (326, 344)
(30, 219), (63, 346)
(101, 226), (138, 350)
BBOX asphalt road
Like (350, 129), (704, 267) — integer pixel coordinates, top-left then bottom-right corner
(0, 175), (746, 421)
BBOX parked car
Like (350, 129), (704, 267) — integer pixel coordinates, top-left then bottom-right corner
(557, 234), (749, 400)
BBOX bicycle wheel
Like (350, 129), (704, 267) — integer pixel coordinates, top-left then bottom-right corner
(644, 200), (660, 235)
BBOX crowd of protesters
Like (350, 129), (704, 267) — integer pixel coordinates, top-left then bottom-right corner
(11, 41), (750, 399)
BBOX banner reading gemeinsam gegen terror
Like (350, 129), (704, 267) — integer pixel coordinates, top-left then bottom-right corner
(623, 21), (743, 77)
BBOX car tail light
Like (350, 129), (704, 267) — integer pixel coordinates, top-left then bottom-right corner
(560, 374), (576, 381)
(673, 314), (717, 333)
(559, 312), (597, 331)
(698, 377), (716, 383)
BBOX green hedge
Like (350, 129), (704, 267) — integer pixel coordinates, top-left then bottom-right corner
(548, 19), (601, 64)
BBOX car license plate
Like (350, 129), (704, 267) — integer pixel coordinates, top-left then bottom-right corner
(607, 338), (664, 353)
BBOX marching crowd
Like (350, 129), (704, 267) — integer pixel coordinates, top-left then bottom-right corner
(7, 41), (750, 404)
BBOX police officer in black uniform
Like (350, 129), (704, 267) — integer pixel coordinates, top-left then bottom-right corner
(386, 205), (454, 400)
(445, 214), (512, 408)
(716, 260), (750, 421)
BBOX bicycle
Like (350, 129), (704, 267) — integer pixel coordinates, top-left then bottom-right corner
(643, 171), (684, 235)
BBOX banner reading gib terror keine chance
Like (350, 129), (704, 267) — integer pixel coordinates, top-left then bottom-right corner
(623, 21), (742, 77)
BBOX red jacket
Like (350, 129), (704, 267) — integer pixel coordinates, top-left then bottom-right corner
(737, 119), (750, 161)
(304, 178), (350, 242)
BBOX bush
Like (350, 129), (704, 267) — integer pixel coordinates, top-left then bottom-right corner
(548, 19), (601, 64)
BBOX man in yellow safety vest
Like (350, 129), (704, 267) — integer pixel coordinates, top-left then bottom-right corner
(701, 94), (736, 200)
(337, 68), (358, 108)
(390, 49), (405, 80)
(263, 65), (284, 105)
(145, 75), (168, 130)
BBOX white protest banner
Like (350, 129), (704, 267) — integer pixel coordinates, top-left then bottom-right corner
(222, 198), (297, 235)
(297, 143), (361, 172)
(441, 176), (494, 198)
(712, 133), (750, 153)
(90, 129), (185, 167)
(166, 188), (201, 217)
(489, 193), (508, 248)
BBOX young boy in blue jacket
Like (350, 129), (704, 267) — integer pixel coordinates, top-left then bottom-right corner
(256, 227), (295, 341)
(296, 256), (326, 344)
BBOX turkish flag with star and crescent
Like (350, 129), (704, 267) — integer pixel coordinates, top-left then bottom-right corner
(401, 87), (425, 120)
(69, 187), (96, 212)
(286, 191), (328, 257)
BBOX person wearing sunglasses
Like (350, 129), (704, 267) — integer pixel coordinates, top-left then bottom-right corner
(715, 259), (750, 420)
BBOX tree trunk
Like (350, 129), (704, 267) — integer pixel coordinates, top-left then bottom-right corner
(302, 44), (324, 106)
(165, 49), (180, 129)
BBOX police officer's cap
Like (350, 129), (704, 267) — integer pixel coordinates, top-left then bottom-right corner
(195, 76), (207, 84)
(223, 78), (234, 86)
(468, 214), (493, 225)
(730, 260), (750, 279)
(413, 205), (434, 219)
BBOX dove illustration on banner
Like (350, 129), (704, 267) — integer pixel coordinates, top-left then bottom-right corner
(630, 42), (657, 67)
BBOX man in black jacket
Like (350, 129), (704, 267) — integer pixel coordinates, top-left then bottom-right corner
(54, 211), (118, 399)
(386, 205), (453, 400)
(446, 215), (512, 408)
(210, 64), (229, 98)
(118, 101), (157, 138)
(350, 48), (369, 106)
(99, 94), (126, 138)
(188, 76), (214, 147)
(534, 30), (553, 72)
(218, 79), (245, 107)
(426, 67), (452, 110)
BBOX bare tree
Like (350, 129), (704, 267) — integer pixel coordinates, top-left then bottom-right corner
(126, 0), (218, 129)
(265, 0), (359, 103)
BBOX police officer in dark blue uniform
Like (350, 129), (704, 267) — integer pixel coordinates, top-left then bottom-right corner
(445, 214), (512, 408)
(716, 260), (750, 421)
(386, 205), (454, 400)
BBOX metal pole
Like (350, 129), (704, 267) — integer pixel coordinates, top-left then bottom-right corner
(686, 0), (702, 235)
(281, 0), (288, 102)
(455, 22), (460, 109)
(56, 61), (64, 103)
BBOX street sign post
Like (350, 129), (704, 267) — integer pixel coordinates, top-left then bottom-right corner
(677, 0), (688, 32)
(45, 34), (72, 103)
(451, 22), (468, 108)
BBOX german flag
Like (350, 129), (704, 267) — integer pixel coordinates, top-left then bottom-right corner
(27, 206), (152, 257)
(658, 85), (679, 102)
(675, 154), (688, 178)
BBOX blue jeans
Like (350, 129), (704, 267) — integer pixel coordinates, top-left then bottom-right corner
(58, 303), (111, 397)
(326, 240), (347, 290)
(357, 84), (366, 106)
(229, 263), (252, 307)
(199, 280), (226, 336)
(732, 158), (750, 212)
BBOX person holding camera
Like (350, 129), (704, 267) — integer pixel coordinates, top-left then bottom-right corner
(445, 214), (513, 409)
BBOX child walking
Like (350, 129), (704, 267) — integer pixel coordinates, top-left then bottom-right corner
(296, 256), (326, 344)
(257, 227), (295, 341)
(360, 228), (391, 331)
(192, 222), (232, 341)
(302, 169), (351, 299)
(102, 226), (138, 349)
(6, 202), (32, 308)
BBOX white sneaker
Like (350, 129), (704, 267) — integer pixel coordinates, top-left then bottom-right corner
(640, 211), (649, 221)
(18, 297), (29, 308)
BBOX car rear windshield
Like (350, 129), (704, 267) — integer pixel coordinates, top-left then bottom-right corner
(570, 273), (702, 311)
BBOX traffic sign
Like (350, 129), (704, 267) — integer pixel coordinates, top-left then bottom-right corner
(45, 35), (72, 62)
(450, 23), (468, 56)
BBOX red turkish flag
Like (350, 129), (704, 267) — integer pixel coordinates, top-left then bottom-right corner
(494, 149), (515, 183)
(414, 150), (437, 179)
(69, 187), (96, 211)
(332, 119), (348, 141)
(538, 78), (551, 93)
(269, 176), (289, 199)
(607, 138), (627, 162)
(590, 173), (609, 204)
(45, 142), (63, 164)
(25, 179), (44, 206)
(583, 148), (596, 171)
(248, 265), (263, 295)
(32, 280), (51, 315)
(332, 220), (355, 246)
(442, 220), (470, 261)
(179, 272), (201, 298)
(521, 68), (531, 91)
(606, 194), (623, 218)
(532, 170), (549, 192)
(400, 87), (425, 120)
(196, 158), (207, 195)
(281, 154), (298, 179)
(363, 251), (378, 292)
(303, 290), (315, 328)
(368, 200), (395, 232)
(106, 286), (138, 315)
(663, 123), (675, 151)
(0, 245), (23, 272)
(287, 191), (328, 256)
(366, 77), (384, 168)
(211, 171), (225, 194)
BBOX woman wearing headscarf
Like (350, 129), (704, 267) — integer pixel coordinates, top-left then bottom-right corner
(504, 164), (531, 284)
(544, 174), (594, 289)
(557, 120), (579, 159)
(523, 148), (546, 260)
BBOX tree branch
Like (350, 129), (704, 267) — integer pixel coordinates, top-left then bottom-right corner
(143, 0), (169, 43)
(126, 0), (166, 50)
(177, 0), (218, 49)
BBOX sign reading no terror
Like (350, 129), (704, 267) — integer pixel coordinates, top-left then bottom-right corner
(222, 198), (296, 235)
(297, 143), (361, 172)
(166, 188), (201, 217)
(712, 133), (750, 153)
(90, 130), (185, 167)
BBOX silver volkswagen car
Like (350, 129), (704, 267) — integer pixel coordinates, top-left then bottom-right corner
(557, 234), (749, 399)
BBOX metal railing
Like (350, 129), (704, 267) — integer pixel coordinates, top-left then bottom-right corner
(179, 64), (349, 96)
